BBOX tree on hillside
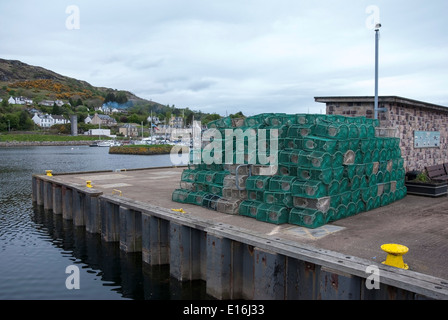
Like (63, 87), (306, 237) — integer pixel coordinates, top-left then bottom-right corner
(52, 103), (61, 115)
(104, 92), (116, 103)
(115, 91), (128, 104)
(18, 110), (33, 130)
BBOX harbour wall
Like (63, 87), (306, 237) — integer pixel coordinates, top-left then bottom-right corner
(32, 170), (448, 300)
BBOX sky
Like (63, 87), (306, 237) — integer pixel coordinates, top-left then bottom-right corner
(1, 0), (447, 116)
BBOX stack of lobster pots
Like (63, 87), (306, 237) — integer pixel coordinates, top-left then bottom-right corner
(172, 113), (406, 228)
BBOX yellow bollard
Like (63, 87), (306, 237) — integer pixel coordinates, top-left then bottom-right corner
(46, 170), (53, 177)
(86, 181), (92, 188)
(381, 243), (409, 269)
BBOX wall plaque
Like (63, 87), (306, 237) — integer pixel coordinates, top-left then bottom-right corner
(414, 131), (440, 148)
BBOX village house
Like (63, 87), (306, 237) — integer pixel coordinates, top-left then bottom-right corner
(39, 99), (65, 107)
(119, 123), (139, 137)
(8, 96), (33, 105)
(84, 114), (93, 124)
(90, 113), (118, 126)
(32, 113), (70, 128)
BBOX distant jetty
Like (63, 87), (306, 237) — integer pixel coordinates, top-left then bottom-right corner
(109, 144), (176, 155)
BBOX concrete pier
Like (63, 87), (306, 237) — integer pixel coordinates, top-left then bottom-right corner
(31, 167), (448, 300)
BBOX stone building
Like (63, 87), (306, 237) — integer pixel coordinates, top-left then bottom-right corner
(314, 96), (448, 172)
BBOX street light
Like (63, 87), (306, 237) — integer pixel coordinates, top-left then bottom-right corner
(374, 23), (381, 120)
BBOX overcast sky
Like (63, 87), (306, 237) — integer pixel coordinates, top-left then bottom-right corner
(1, 0), (447, 115)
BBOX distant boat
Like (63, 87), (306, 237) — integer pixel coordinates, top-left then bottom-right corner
(90, 140), (122, 147)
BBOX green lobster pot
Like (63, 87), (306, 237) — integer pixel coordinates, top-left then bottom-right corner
(202, 193), (221, 210)
(349, 139), (360, 150)
(194, 183), (208, 192)
(292, 196), (331, 213)
(360, 187), (371, 202)
(375, 138), (384, 149)
(366, 173), (377, 187)
(365, 162), (374, 175)
(302, 136), (338, 153)
(337, 140), (350, 153)
(172, 189), (192, 203)
(278, 164), (298, 176)
(330, 194), (341, 208)
(296, 167), (334, 184)
(214, 171), (230, 185)
(365, 197), (375, 211)
(370, 185), (379, 198)
(335, 204), (347, 220)
(296, 114), (327, 125)
(362, 150), (373, 163)
(265, 114), (295, 127)
(208, 184), (223, 196)
(340, 191), (352, 206)
(379, 149), (388, 162)
(358, 124), (368, 139)
(247, 190), (264, 201)
(313, 121), (349, 140)
(291, 180), (340, 198)
(268, 175), (297, 192)
(284, 137), (303, 150)
(181, 169), (199, 183)
(344, 165), (357, 179)
(349, 175), (362, 190)
(264, 191), (293, 208)
(246, 175), (271, 191)
(351, 189), (361, 202)
(266, 205), (290, 224)
(348, 124), (361, 139)
(395, 187), (407, 200)
(239, 200), (268, 219)
(356, 199), (366, 214)
(325, 208), (337, 223)
(243, 113), (273, 127)
(381, 193), (390, 206)
(373, 196), (381, 209)
(298, 150), (333, 169)
(346, 202), (357, 217)
(289, 208), (326, 229)
(287, 124), (315, 138)
(371, 149), (380, 162)
(359, 139), (375, 153)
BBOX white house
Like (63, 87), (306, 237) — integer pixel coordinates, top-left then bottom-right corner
(84, 115), (93, 124)
(8, 96), (33, 105)
(32, 113), (70, 128)
(39, 100), (65, 107)
(147, 115), (160, 124)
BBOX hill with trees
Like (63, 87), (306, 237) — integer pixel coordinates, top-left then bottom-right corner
(0, 58), (232, 132)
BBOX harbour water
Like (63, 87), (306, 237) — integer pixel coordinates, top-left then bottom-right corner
(0, 146), (208, 300)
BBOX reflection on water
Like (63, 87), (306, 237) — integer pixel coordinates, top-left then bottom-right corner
(31, 205), (208, 300)
(0, 146), (206, 300)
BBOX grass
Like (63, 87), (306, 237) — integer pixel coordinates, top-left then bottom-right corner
(0, 133), (99, 142)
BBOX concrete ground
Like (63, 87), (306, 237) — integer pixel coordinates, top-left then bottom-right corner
(53, 166), (448, 280)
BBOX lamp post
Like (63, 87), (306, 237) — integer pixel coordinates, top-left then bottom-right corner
(374, 23), (381, 120)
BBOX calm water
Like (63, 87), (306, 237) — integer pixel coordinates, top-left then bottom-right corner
(0, 146), (207, 300)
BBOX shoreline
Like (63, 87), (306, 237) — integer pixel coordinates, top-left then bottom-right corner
(0, 140), (92, 147)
